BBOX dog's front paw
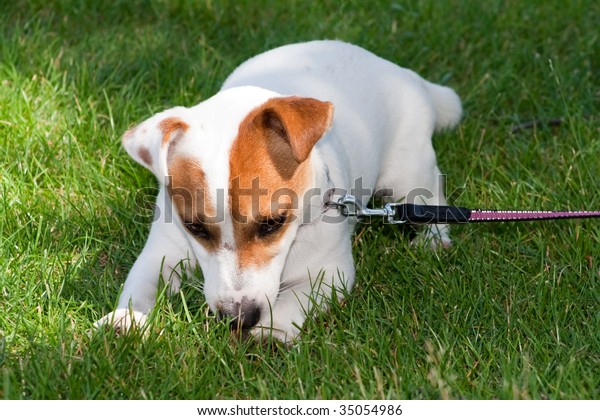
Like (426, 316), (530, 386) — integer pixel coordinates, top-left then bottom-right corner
(94, 308), (148, 335)
(249, 323), (300, 345)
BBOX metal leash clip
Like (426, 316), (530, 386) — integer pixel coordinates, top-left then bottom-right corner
(330, 195), (407, 224)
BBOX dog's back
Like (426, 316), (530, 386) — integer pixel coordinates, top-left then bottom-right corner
(222, 40), (461, 189)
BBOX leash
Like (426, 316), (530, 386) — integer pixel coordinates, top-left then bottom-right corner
(331, 195), (600, 224)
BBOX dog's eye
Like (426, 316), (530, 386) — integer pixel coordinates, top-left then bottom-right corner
(257, 214), (287, 237)
(184, 221), (211, 240)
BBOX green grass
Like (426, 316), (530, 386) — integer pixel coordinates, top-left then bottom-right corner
(1, 0), (599, 399)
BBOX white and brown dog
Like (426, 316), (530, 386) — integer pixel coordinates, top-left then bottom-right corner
(96, 40), (462, 342)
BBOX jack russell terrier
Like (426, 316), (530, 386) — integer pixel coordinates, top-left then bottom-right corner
(96, 40), (462, 342)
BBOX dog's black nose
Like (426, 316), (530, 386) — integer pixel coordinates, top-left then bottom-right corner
(217, 301), (261, 330)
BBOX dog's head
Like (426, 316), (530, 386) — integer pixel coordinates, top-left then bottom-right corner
(122, 86), (333, 330)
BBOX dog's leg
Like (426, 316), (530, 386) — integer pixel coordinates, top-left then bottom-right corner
(384, 164), (451, 248)
(377, 131), (451, 248)
(95, 188), (193, 333)
(405, 163), (451, 248)
(253, 281), (315, 343)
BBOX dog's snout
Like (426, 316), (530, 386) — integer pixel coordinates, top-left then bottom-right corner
(217, 301), (261, 330)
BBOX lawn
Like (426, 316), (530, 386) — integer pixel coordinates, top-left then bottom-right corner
(1, 0), (599, 399)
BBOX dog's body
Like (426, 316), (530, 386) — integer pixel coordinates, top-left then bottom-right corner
(97, 41), (462, 342)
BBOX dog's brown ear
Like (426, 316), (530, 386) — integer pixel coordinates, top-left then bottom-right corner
(260, 96), (334, 163)
(122, 107), (189, 184)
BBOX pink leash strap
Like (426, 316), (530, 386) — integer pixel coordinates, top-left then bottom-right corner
(467, 209), (600, 223)
(393, 203), (600, 224)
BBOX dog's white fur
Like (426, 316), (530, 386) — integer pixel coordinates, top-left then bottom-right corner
(96, 41), (461, 342)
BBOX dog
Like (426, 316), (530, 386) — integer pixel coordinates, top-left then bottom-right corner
(96, 40), (462, 342)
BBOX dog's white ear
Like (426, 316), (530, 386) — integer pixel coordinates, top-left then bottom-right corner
(261, 96), (334, 163)
(121, 107), (189, 184)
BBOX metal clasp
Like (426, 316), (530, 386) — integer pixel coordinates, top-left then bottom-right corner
(329, 195), (407, 224)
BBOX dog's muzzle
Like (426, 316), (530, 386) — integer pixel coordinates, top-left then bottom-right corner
(217, 299), (261, 330)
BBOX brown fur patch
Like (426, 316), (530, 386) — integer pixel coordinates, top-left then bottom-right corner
(159, 117), (190, 146)
(167, 155), (220, 252)
(138, 146), (153, 166)
(229, 96), (333, 268)
(261, 96), (333, 162)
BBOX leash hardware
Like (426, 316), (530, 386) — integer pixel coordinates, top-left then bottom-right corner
(335, 195), (473, 224)
(334, 195), (407, 224)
